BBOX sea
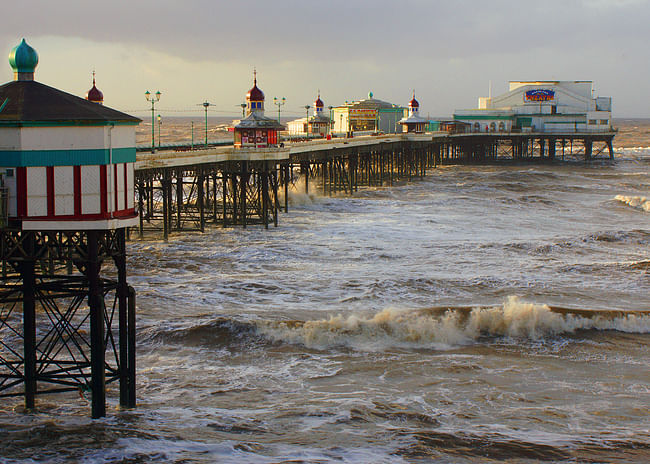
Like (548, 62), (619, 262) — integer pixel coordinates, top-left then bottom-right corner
(0, 119), (648, 463)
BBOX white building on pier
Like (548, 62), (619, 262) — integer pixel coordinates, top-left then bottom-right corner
(453, 81), (612, 134)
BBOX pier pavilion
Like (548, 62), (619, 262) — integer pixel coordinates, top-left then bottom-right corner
(233, 71), (284, 148)
(398, 92), (428, 133)
(331, 92), (405, 134)
(0, 39), (139, 418)
(287, 92), (331, 137)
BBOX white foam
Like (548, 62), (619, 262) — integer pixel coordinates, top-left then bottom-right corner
(255, 296), (650, 351)
(278, 177), (321, 206)
(614, 195), (650, 212)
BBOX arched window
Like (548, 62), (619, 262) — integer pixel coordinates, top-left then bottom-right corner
(489, 122), (496, 132)
(498, 121), (505, 132)
(473, 122), (480, 133)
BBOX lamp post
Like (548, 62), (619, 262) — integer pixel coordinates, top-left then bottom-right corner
(157, 114), (162, 148)
(274, 97), (286, 123)
(340, 114), (343, 136)
(202, 101), (211, 147)
(304, 105), (310, 134)
(240, 103), (247, 118)
(328, 106), (333, 135)
(145, 90), (161, 153)
(191, 121), (194, 150)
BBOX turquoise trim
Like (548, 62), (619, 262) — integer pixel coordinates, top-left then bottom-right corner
(0, 121), (140, 128)
(543, 120), (587, 124)
(0, 147), (135, 167)
(454, 115), (514, 120)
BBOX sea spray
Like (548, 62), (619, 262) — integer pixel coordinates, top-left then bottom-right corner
(276, 176), (321, 207)
(614, 195), (650, 212)
(254, 296), (650, 351)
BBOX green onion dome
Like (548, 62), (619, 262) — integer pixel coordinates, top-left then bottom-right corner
(9, 39), (39, 74)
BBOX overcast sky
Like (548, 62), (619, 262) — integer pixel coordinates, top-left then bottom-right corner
(1, 0), (648, 118)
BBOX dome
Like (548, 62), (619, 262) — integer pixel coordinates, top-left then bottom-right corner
(86, 72), (104, 104)
(409, 91), (419, 108)
(246, 71), (264, 101)
(247, 84), (264, 101)
(314, 92), (324, 108)
(9, 38), (39, 74)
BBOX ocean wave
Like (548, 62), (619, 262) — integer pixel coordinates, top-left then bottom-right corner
(254, 296), (650, 351)
(614, 195), (650, 212)
(141, 297), (650, 351)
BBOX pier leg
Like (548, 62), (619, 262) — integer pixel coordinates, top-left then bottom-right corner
(116, 229), (129, 408)
(176, 170), (183, 231)
(549, 138), (556, 160)
(162, 174), (169, 241)
(198, 171), (205, 232)
(241, 162), (248, 229)
(284, 164), (289, 213)
(88, 231), (106, 419)
(262, 163), (269, 230)
(21, 233), (36, 411)
(222, 172), (228, 228)
(138, 180), (144, 239)
(127, 286), (136, 408)
(607, 138), (614, 159)
(272, 170), (279, 227)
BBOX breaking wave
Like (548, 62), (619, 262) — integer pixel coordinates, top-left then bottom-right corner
(142, 297), (650, 352)
(254, 296), (650, 351)
(614, 194), (650, 212)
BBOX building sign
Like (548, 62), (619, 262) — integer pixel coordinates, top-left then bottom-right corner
(350, 108), (378, 119)
(524, 89), (555, 102)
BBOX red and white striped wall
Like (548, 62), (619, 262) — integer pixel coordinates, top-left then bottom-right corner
(15, 163), (137, 230)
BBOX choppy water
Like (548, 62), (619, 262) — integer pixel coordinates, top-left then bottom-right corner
(1, 149), (649, 463)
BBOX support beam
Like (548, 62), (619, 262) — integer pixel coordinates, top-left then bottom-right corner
(87, 231), (106, 419)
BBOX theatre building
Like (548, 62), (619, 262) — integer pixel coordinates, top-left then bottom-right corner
(453, 81), (612, 134)
(331, 92), (404, 134)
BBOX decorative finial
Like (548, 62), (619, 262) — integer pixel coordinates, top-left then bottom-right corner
(92, 69), (96, 85)
(413, 89), (416, 98)
(253, 67), (257, 85)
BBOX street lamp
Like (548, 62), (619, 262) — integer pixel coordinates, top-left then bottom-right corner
(304, 105), (310, 134)
(274, 97), (286, 123)
(157, 114), (162, 148)
(145, 90), (161, 153)
(202, 101), (211, 147)
(240, 103), (247, 117)
(328, 106), (333, 135)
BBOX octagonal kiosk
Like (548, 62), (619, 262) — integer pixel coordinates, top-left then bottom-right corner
(0, 39), (140, 418)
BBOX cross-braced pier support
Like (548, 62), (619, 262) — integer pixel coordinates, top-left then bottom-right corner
(134, 160), (281, 239)
(0, 229), (136, 418)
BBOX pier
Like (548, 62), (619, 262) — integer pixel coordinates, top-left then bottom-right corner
(131, 130), (615, 238)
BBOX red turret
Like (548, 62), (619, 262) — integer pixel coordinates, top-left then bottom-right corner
(409, 91), (419, 109)
(85, 71), (104, 104)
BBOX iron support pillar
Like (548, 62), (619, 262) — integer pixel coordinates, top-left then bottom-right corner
(116, 229), (129, 408)
(20, 233), (36, 410)
(127, 285), (136, 407)
(87, 231), (106, 419)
